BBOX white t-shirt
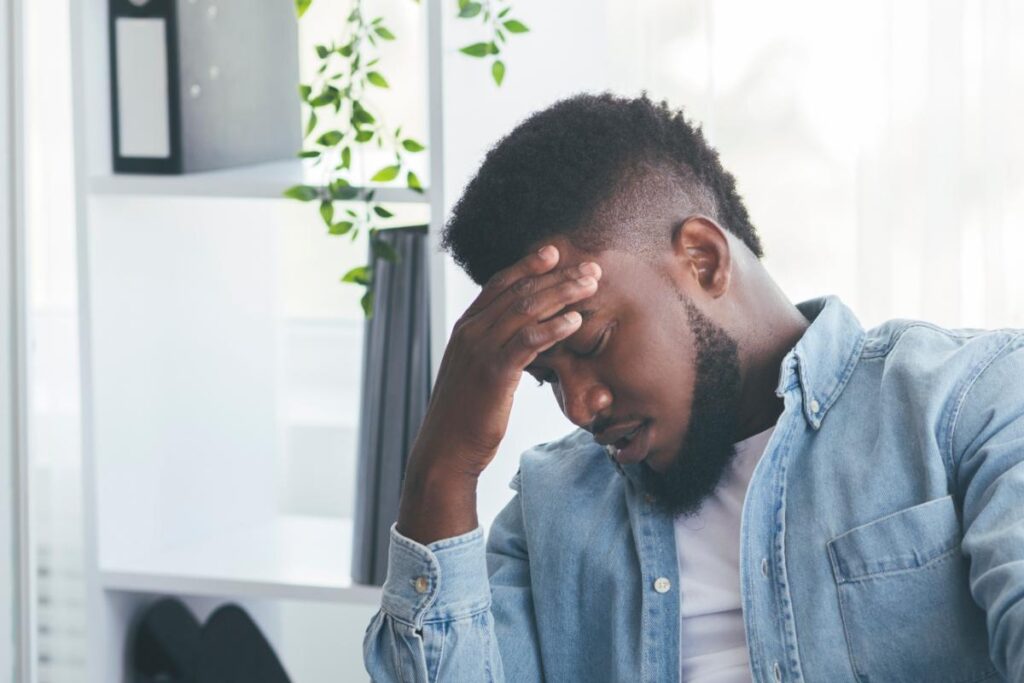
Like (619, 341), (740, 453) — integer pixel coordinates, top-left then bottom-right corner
(675, 424), (776, 682)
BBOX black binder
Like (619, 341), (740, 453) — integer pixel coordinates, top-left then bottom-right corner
(108, 0), (181, 173)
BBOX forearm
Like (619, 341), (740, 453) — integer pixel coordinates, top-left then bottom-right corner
(396, 447), (481, 545)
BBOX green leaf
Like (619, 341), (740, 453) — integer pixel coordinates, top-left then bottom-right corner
(309, 91), (335, 107)
(367, 71), (389, 88)
(338, 43), (354, 57)
(297, 150), (320, 159)
(371, 165), (401, 182)
(366, 189), (377, 202)
(459, 42), (491, 58)
(360, 290), (374, 318)
(304, 110), (318, 138)
(329, 221), (354, 236)
(316, 130), (343, 146)
(492, 59), (506, 86)
(372, 238), (399, 263)
(298, 84), (312, 101)
(283, 184), (319, 201)
(503, 19), (529, 33)
(342, 265), (372, 285)
(355, 129), (374, 143)
(319, 200), (334, 225)
(401, 138), (426, 153)
(498, 6), (511, 18)
(341, 146), (351, 169)
(295, 0), (312, 18)
(353, 108), (376, 124)
(315, 44), (330, 59)
(374, 26), (396, 40)
(406, 170), (423, 193)
(373, 205), (394, 218)
(489, 41), (500, 54)
(458, 2), (482, 18)
(458, 0), (469, 10)
(330, 183), (359, 201)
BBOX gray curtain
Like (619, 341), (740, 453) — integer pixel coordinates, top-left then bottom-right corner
(352, 225), (432, 586)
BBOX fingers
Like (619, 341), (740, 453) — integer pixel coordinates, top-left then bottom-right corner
(487, 269), (599, 343)
(502, 310), (584, 369)
(463, 244), (560, 318)
(482, 258), (601, 330)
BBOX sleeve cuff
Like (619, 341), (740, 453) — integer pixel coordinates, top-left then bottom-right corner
(380, 523), (491, 627)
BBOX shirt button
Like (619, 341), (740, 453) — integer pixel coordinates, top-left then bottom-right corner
(760, 558), (769, 577)
(773, 661), (783, 682)
(809, 398), (821, 413)
(413, 576), (429, 594)
(653, 577), (671, 594)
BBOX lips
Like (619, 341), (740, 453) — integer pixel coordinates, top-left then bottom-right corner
(594, 420), (646, 447)
(597, 420), (652, 464)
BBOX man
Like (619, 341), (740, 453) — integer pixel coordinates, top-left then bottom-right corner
(363, 93), (1023, 682)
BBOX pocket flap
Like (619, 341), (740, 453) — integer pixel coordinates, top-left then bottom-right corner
(827, 495), (961, 583)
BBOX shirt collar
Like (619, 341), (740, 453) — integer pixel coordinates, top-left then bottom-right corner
(776, 295), (866, 431)
(603, 294), (866, 485)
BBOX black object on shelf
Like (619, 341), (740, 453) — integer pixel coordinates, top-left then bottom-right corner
(197, 604), (291, 683)
(131, 597), (200, 683)
(131, 599), (291, 683)
(352, 225), (433, 586)
(107, 0), (300, 174)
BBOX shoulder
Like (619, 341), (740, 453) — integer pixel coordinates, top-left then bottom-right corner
(511, 428), (620, 496)
(860, 318), (1023, 391)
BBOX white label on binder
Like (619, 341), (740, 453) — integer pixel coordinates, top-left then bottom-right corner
(115, 18), (171, 159)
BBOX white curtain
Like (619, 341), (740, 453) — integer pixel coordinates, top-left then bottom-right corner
(608, 0), (1024, 330)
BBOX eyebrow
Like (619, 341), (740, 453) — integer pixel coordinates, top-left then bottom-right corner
(536, 307), (598, 358)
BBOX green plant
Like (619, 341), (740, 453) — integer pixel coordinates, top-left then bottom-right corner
(286, 0), (529, 317)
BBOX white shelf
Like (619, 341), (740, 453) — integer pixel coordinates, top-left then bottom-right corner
(99, 515), (381, 605)
(89, 159), (430, 203)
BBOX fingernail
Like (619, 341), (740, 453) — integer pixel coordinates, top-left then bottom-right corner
(565, 311), (582, 324)
(579, 262), (600, 277)
(577, 276), (595, 287)
(538, 245), (556, 260)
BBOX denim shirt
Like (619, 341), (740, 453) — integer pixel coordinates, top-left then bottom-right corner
(364, 295), (1024, 682)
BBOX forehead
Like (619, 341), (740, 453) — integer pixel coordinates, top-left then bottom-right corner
(533, 238), (655, 329)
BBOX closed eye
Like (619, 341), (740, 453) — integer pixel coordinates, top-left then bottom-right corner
(529, 324), (612, 386)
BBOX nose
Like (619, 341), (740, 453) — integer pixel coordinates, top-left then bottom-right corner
(559, 377), (613, 429)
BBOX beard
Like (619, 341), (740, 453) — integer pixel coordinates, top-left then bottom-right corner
(638, 294), (743, 518)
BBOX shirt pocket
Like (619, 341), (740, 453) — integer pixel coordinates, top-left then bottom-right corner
(826, 495), (999, 683)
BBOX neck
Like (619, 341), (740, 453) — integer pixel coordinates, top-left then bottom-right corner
(734, 298), (810, 442)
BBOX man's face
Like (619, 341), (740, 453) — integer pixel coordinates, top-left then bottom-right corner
(523, 237), (743, 517)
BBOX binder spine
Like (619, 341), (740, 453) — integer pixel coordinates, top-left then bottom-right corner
(108, 0), (182, 173)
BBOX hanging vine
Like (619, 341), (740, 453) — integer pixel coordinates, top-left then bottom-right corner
(286, 0), (530, 316)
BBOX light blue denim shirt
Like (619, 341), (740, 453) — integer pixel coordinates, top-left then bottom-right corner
(364, 295), (1024, 682)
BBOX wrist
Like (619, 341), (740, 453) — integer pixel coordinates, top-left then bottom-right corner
(396, 459), (479, 545)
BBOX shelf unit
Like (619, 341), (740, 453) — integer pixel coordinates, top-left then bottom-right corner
(88, 158), (430, 203)
(68, 1), (447, 681)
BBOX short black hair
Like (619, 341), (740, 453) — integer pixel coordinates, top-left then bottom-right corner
(441, 92), (764, 285)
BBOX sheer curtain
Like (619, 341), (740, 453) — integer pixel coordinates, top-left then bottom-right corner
(608, 0), (1024, 330)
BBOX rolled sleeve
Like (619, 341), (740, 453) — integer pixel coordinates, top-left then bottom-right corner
(381, 523), (492, 628)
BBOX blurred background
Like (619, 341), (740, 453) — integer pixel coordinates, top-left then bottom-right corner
(4, 0), (1024, 680)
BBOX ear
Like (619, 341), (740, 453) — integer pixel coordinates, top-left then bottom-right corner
(670, 215), (732, 298)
